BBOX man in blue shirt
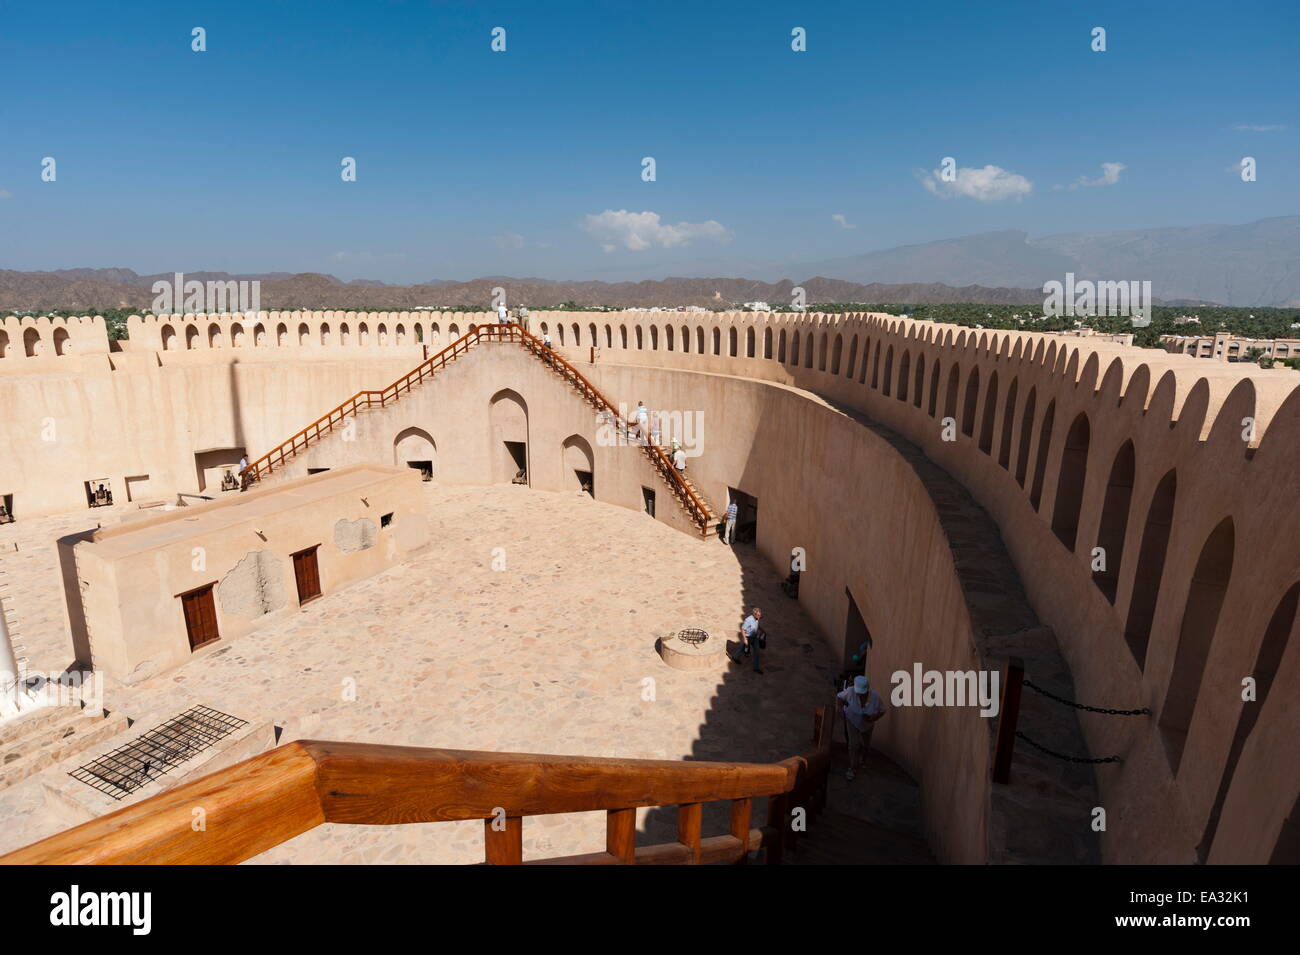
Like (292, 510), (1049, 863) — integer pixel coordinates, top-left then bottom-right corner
(729, 607), (764, 674)
(723, 500), (738, 544)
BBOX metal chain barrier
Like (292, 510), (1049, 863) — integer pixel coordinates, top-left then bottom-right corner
(1022, 678), (1151, 716)
(1015, 731), (1121, 765)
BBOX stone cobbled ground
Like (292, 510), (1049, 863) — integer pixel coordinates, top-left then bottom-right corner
(0, 483), (860, 863)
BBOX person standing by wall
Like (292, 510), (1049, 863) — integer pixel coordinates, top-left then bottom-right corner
(837, 675), (886, 781)
(723, 499), (738, 544)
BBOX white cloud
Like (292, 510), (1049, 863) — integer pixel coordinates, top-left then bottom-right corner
(494, 231), (525, 250)
(1233, 123), (1285, 132)
(0, 189), (11, 199)
(831, 213), (856, 229)
(581, 209), (732, 252)
(918, 164), (1032, 202)
(1056, 161), (1127, 191)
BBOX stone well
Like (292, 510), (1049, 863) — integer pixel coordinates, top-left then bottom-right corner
(658, 628), (725, 671)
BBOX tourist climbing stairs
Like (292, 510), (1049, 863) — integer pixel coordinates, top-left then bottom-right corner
(510, 326), (718, 536)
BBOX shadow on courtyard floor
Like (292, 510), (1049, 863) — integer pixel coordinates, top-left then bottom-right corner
(636, 532), (931, 862)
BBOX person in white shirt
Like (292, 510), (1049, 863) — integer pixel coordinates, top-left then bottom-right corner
(837, 675), (886, 780)
(497, 303), (509, 324)
(673, 446), (687, 472)
(634, 401), (650, 443)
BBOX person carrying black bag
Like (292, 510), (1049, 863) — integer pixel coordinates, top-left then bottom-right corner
(728, 607), (765, 674)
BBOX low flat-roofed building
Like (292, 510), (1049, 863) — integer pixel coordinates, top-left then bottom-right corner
(65, 464), (430, 683)
(1160, 331), (1300, 361)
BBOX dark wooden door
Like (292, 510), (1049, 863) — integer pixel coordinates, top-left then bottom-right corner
(180, 585), (219, 650)
(293, 547), (322, 604)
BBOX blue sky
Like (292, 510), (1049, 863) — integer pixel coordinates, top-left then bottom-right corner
(1, 0), (1296, 282)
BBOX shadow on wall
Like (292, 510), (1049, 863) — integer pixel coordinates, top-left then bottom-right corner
(630, 390), (934, 858)
(56, 529), (97, 671)
(228, 358), (246, 480)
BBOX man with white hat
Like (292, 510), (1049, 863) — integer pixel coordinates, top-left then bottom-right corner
(836, 674), (886, 781)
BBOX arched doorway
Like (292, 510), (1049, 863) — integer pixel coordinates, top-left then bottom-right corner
(490, 389), (529, 485)
(393, 426), (437, 481)
(562, 434), (595, 496)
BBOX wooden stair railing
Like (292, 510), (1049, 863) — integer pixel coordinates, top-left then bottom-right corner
(508, 325), (717, 536)
(0, 707), (832, 866)
(244, 324), (514, 485)
(244, 323), (718, 536)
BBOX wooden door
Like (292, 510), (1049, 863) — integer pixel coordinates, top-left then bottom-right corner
(293, 547), (322, 605)
(180, 585), (219, 651)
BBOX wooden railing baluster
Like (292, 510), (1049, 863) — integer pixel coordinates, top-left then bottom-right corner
(484, 816), (523, 865)
(729, 797), (753, 864)
(606, 807), (636, 864)
(677, 803), (702, 864)
(765, 792), (788, 865)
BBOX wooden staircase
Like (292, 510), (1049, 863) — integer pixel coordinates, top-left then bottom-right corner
(245, 324), (718, 537)
(511, 328), (718, 535)
(0, 707), (833, 865)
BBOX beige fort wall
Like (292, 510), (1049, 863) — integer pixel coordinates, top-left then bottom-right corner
(520, 308), (1298, 866)
(237, 343), (1015, 864)
(3, 307), (1298, 865)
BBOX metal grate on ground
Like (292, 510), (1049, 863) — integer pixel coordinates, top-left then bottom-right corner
(69, 705), (248, 800)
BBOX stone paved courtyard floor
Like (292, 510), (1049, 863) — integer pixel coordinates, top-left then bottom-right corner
(0, 483), (913, 863)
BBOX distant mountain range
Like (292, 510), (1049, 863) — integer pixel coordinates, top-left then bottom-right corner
(0, 270), (1047, 311)
(4, 215), (1296, 311)
(798, 216), (1300, 307)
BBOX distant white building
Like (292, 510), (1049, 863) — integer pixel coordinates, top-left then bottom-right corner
(743, 301), (772, 311)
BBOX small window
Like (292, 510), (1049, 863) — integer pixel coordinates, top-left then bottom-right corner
(380, 512), (393, 528)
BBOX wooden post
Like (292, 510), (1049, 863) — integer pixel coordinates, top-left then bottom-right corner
(729, 798), (752, 865)
(765, 793), (787, 865)
(483, 816), (523, 865)
(606, 807), (636, 864)
(992, 656), (1024, 784)
(677, 803), (702, 864)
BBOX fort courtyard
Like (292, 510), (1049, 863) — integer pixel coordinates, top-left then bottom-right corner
(0, 480), (928, 863)
(0, 309), (1296, 868)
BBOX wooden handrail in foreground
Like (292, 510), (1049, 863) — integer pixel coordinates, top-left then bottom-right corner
(244, 323), (717, 534)
(1, 707), (832, 865)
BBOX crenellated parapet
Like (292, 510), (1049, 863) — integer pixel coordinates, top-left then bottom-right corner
(0, 314), (109, 362)
(123, 310), (495, 353)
